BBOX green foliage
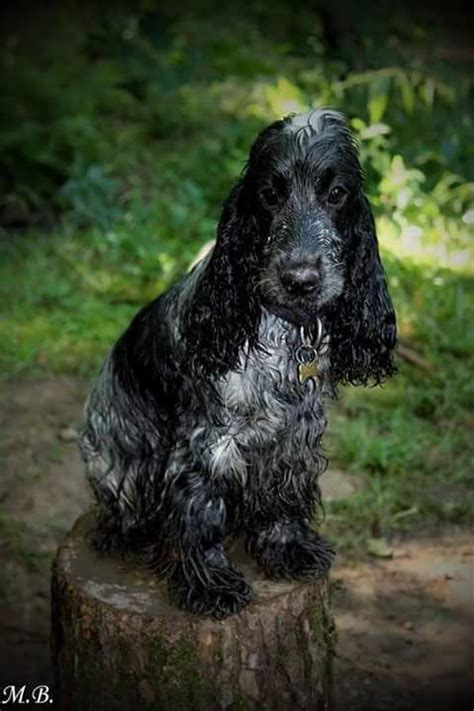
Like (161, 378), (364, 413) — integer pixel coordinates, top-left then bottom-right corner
(0, 0), (472, 545)
(2, 2), (471, 231)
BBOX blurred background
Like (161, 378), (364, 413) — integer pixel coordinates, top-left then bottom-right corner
(0, 1), (472, 708)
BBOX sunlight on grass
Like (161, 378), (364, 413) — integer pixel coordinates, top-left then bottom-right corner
(379, 222), (472, 269)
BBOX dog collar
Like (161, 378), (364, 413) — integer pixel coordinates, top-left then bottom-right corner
(295, 318), (326, 384)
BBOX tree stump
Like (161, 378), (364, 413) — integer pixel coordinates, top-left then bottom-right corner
(51, 514), (335, 711)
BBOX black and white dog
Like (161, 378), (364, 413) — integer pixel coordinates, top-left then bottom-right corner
(80, 109), (396, 618)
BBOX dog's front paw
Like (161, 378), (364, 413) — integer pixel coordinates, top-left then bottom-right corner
(248, 521), (335, 581)
(168, 561), (253, 618)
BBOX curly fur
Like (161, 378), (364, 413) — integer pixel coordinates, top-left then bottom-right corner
(80, 109), (396, 618)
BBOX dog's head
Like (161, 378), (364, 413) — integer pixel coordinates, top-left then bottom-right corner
(242, 109), (362, 324)
(190, 109), (396, 383)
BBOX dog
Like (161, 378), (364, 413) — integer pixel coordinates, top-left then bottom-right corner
(80, 109), (397, 618)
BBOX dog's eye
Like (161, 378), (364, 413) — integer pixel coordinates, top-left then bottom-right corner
(327, 185), (347, 206)
(259, 187), (280, 210)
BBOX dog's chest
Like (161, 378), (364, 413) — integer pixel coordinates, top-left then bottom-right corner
(221, 313), (329, 411)
(193, 314), (330, 480)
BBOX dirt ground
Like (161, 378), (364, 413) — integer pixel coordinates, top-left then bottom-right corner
(0, 377), (472, 709)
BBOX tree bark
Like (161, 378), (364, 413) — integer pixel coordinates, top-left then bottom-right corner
(51, 513), (335, 710)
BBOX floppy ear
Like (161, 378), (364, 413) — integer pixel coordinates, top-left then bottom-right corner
(184, 180), (263, 378)
(328, 196), (397, 385)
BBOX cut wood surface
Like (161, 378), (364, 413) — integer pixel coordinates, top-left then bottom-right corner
(51, 513), (335, 710)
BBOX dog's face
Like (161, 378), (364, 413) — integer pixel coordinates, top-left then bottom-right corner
(198, 108), (395, 381)
(243, 110), (364, 324)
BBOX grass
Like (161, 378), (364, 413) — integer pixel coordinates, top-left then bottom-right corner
(0, 0), (473, 556)
(323, 256), (473, 550)
(0, 513), (52, 599)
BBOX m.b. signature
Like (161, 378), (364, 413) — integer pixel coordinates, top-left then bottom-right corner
(1, 686), (53, 705)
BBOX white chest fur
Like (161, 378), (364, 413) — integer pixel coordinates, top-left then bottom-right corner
(197, 311), (331, 482)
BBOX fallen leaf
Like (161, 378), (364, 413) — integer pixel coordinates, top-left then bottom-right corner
(367, 537), (393, 559)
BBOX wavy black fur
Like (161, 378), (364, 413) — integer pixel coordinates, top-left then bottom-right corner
(80, 109), (396, 618)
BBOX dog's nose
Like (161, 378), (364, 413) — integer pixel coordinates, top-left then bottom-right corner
(281, 266), (320, 296)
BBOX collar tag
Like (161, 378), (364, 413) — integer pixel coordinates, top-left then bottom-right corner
(296, 345), (319, 383)
(295, 319), (323, 384)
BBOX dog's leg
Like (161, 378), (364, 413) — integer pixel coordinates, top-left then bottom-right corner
(246, 519), (334, 580)
(166, 472), (252, 618)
